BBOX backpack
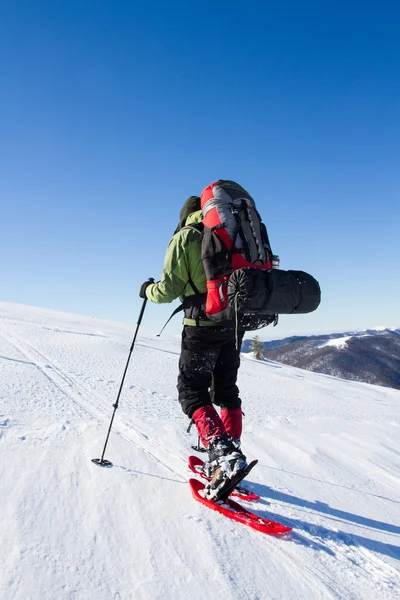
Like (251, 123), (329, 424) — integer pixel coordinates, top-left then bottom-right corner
(183, 180), (278, 331)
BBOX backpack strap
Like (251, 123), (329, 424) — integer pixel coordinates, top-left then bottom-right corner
(157, 288), (207, 336)
(182, 223), (205, 236)
(156, 304), (185, 337)
(188, 275), (201, 296)
(180, 223), (205, 299)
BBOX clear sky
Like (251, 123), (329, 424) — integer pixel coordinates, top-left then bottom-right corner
(1, 1), (399, 339)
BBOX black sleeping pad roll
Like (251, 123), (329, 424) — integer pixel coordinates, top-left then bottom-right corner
(227, 268), (267, 312)
(262, 270), (301, 314)
(289, 270), (321, 314)
(228, 268), (321, 315)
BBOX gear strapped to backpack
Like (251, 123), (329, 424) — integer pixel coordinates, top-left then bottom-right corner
(158, 180), (320, 335)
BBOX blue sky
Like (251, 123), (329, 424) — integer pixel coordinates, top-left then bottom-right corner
(1, 1), (399, 339)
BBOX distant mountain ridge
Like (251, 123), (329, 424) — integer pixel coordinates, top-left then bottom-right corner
(242, 328), (400, 390)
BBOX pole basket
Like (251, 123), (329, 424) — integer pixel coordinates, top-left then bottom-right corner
(91, 458), (113, 468)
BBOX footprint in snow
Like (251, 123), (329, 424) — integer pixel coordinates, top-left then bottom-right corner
(0, 418), (10, 428)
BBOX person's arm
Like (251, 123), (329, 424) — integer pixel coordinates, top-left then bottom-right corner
(146, 233), (190, 303)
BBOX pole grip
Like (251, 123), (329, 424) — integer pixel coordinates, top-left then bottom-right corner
(136, 277), (154, 325)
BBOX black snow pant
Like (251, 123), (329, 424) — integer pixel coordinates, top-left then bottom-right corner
(177, 326), (244, 418)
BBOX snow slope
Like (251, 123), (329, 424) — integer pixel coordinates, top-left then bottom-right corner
(1, 301), (399, 600)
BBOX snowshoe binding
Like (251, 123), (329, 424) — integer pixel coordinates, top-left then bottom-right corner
(204, 434), (257, 502)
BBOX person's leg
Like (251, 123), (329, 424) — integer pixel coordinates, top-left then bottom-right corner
(178, 326), (247, 499)
(177, 326), (225, 447)
(211, 332), (244, 439)
(220, 408), (243, 440)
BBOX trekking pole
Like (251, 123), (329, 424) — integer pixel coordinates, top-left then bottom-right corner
(92, 278), (154, 468)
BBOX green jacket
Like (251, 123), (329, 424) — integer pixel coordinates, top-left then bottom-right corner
(146, 211), (213, 326)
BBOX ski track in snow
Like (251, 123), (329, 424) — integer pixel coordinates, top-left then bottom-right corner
(0, 325), (187, 482)
(0, 302), (399, 600)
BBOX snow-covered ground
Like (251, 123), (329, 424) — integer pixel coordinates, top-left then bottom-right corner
(1, 301), (399, 600)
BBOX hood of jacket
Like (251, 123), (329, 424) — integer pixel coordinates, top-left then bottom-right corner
(174, 196), (201, 234)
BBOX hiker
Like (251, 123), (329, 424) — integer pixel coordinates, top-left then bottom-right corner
(139, 184), (259, 500)
(138, 180), (313, 500)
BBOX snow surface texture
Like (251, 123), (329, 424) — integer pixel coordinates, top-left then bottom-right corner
(1, 301), (399, 600)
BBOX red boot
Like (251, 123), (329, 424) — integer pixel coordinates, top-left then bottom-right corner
(193, 406), (248, 500)
(192, 405), (226, 449)
(220, 408), (242, 440)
